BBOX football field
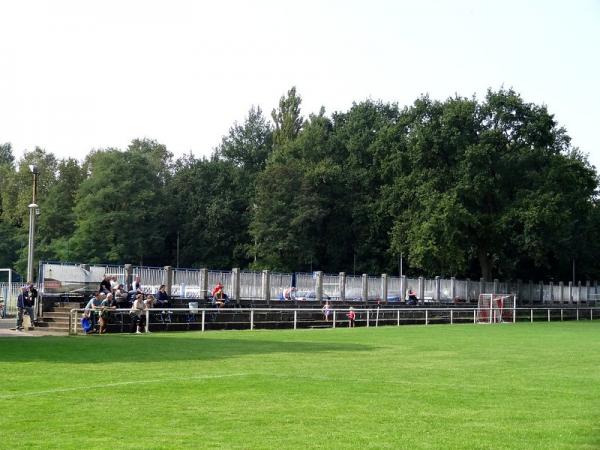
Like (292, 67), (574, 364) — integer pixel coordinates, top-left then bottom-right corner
(1, 322), (598, 449)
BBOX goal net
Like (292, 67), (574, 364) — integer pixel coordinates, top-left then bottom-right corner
(477, 293), (516, 323)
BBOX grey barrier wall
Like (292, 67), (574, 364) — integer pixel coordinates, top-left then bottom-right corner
(32, 262), (600, 305)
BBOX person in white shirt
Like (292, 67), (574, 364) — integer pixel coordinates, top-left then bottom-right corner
(130, 293), (147, 334)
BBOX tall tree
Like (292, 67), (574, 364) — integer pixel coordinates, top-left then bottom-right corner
(271, 86), (303, 147)
(385, 89), (598, 280)
(217, 105), (273, 174)
(69, 140), (171, 265)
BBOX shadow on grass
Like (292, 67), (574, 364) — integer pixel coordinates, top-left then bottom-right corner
(0, 334), (375, 364)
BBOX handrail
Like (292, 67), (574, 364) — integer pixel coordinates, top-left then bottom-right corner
(67, 306), (599, 336)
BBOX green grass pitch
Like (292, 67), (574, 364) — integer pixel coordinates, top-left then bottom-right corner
(1, 322), (599, 449)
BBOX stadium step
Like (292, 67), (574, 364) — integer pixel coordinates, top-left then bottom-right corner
(35, 303), (76, 334)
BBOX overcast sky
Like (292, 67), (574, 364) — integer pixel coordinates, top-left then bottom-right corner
(1, 0), (599, 168)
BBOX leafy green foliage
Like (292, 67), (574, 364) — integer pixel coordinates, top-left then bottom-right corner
(0, 88), (598, 282)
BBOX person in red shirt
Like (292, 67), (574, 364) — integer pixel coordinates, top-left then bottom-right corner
(346, 307), (356, 328)
(212, 283), (225, 308)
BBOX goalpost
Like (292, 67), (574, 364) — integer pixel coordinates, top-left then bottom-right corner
(477, 293), (516, 323)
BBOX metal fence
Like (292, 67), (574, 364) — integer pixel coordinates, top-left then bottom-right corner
(67, 306), (600, 335)
(35, 261), (600, 305)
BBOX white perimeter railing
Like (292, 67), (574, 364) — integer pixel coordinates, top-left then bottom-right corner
(68, 307), (600, 336)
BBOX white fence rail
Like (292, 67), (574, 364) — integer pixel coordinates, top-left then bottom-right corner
(67, 306), (599, 335)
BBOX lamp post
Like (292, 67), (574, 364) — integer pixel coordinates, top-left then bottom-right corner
(26, 164), (39, 283)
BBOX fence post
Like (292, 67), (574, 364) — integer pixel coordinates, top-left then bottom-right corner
(333, 310), (336, 329)
(145, 309), (149, 333)
(397, 309), (400, 326)
(315, 271), (323, 302)
(418, 277), (424, 304)
(200, 268), (208, 300)
(559, 281), (564, 303)
(465, 278), (471, 302)
(124, 264), (133, 290)
(450, 309), (453, 324)
(164, 266), (173, 296)
(450, 277), (456, 302)
(528, 280), (533, 305)
(262, 270), (271, 302)
(293, 310), (297, 330)
(400, 275), (406, 302)
(425, 309), (428, 325)
(362, 274), (368, 302)
(202, 310), (205, 332)
(547, 309), (550, 322)
(576, 308), (579, 321)
(568, 282), (573, 304)
(530, 309), (533, 322)
(232, 268), (241, 305)
(250, 310), (254, 330)
(339, 272), (346, 302)
(435, 276), (441, 302)
(586, 281), (590, 303)
(366, 309), (370, 327)
(513, 305), (516, 323)
(381, 274), (388, 303)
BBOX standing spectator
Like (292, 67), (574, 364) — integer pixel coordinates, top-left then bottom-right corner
(99, 293), (116, 334)
(84, 292), (104, 333)
(16, 286), (35, 331)
(26, 281), (38, 324)
(130, 293), (147, 334)
(346, 307), (356, 328)
(322, 302), (332, 322)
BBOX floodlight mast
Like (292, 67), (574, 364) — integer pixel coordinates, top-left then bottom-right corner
(27, 164), (39, 283)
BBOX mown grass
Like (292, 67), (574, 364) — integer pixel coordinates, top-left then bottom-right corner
(1, 321), (599, 449)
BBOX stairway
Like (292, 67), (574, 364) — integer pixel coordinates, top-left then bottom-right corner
(37, 302), (80, 333)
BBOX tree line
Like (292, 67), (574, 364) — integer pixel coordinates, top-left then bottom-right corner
(1, 87), (598, 282)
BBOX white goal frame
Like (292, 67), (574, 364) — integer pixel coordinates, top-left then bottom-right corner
(477, 293), (516, 323)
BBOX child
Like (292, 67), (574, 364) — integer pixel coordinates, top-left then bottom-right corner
(322, 302), (332, 322)
(346, 307), (356, 328)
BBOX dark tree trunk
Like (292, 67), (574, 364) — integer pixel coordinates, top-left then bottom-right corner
(478, 249), (493, 281)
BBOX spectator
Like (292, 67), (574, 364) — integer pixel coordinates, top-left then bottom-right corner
(115, 284), (129, 308)
(156, 285), (170, 308)
(99, 293), (116, 334)
(283, 287), (297, 301)
(16, 286), (35, 331)
(110, 275), (119, 293)
(212, 282), (226, 308)
(130, 293), (147, 334)
(84, 292), (104, 333)
(322, 302), (332, 322)
(346, 307), (356, 328)
(132, 275), (142, 292)
(407, 289), (418, 306)
(99, 275), (112, 294)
